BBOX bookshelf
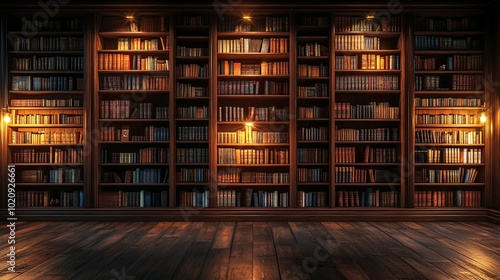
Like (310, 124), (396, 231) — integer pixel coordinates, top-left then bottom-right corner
(174, 13), (211, 207)
(6, 15), (87, 208)
(296, 13), (331, 207)
(410, 13), (486, 208)
(0, 3), (498, 217)
(215, 13), (292, 207)
(333, 14), (404, 208)
(95, 13), (171, 207)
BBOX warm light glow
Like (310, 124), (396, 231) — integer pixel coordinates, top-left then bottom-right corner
(3, 113), (11, 124)
(125, 15), (134, 19)
(242, 16), (252, 20)
(480, 112), (487, 123)
(244, 122), (254, 127)
(366, 15), (375, 20)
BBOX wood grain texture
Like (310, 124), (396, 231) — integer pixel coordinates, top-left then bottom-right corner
(0, 221), (499, 279)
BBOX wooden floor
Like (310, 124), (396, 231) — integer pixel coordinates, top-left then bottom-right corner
(1, 221), (499, 279)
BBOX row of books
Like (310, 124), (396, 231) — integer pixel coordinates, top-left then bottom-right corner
(13, 56), (84, 71)
(176, 168), (209, 183)
(415, 148), (482, 163)
(217, 16), (289, 32)
(218, 61), (289, 76)
(217, 80), (289, 95)
(178, 15), (206, 26)
(175, 63), (209, 77)
(335, 167), (398, 183)
(11, 36), (84, 51)
(11, 147), (83, 164)
(217, 106), (288, 122)
(100, 126), (169, 142)
(299, 16), (329, 26)
(335, 127), (399, 142)
(217, 169), (289, 183)
(113, 37), (167, 51)
(176, 83), (208, 97)
(217, 148), (289, 164)
(28, 18), (84, 32)
(297, 168), (328, 182)
(335, 146), (398, 163)
(414, 55), (482, 71)
(297, 148), (329, 163)
(298, 43), (328, 57)
(298, 64), (328, 77)
(10, 98), (82, 108)
(414, 97), (482, 107)
(217, 38), (288, 53)
(335, 75), (399, 90)
(102, 148), (169, 163)
(12, 112), (83, 125)
(416, 167), (479, 183)
(101, 169), (168, 183)
(18, 168), (81, 183)
(335, 16), (400, 32)
(176, 46), (208, 57)
(416, 113), (478, 124)
(335, 35), (385, 50)
(11, 129), (83, 144)
(17, 191), (84, 207)
(177, 126), (208, 141)
(336, 189), (399, 207)
(415, 129), (483, 144)
(298, 106), (328, 119)
(217, 190), (289, 208)
(414, 17), (479, 32)
(176, 148), (208, 163)
(298, 126), (328, 141)
(297, 83), (328, 97)
(98, 54), (169, 71)
(414, 36), (481, 50)
(414, 75), (481, 91)
(217, 130), (289, 144)
(335, 54), (400, 70)
(334, 102), (400, 119)
(178, 190), (210, 207)
(99, 75), (169, 90)
(414, 190), (481, 207)
(12, 76), (81, 91)
(100, 190), (168, 208)
(177, 106), (208, 119)
(298, 191), (328, 207)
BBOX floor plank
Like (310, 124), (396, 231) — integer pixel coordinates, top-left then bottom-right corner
(0, 221), (498, 280)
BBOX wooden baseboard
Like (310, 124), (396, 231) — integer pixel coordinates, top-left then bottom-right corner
(1, 207), (492, 222)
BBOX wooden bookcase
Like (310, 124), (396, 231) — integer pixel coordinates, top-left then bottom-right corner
(94, 13), (171, 207)
(295, 13), (331, 207)
(214, 13), (292, 207)
(332, 13), (405, 208)
(410, 13), (486, 208)
(6, 15), (88, 207)
(174, 13), (211, 207)
(0, 2), (497, 216)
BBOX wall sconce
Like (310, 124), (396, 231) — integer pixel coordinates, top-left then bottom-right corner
(479, 104), (489, 124)
(2, 108), (11, 124)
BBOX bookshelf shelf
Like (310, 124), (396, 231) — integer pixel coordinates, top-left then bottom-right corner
(414, 50), (484, 55)
(98, 31), (169, 38)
